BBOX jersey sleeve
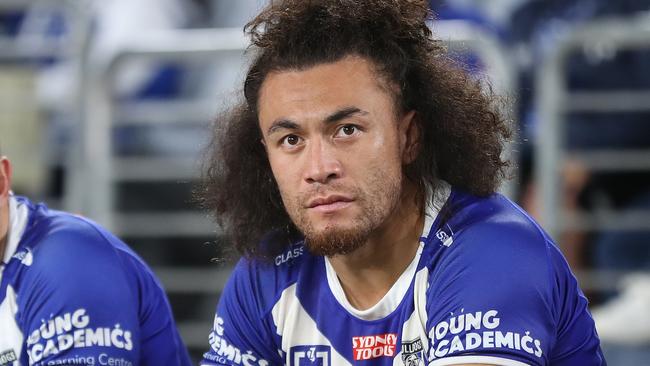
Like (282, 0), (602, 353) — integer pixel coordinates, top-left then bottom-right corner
(16, 221), (191, 366)
(545, 243), (605, 366)
(425, 218), (605, 366)
(122, 253), (192, 366)
(201, 259), (282, 366)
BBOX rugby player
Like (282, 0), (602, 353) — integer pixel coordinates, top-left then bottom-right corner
(199, 1), (606, 365)
(0, 155), (191, 365)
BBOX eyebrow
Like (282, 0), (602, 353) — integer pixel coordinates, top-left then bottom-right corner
(267, 120), (299, 135)
(325, 106), (367, 124)
(267, 106), (368, 135)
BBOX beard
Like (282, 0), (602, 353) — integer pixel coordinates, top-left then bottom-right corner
(282, 169), (403, 257)
(304, 225), (369, 257)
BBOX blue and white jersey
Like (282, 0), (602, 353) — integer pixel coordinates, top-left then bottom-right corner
(0, 196), (192, 366)
(201, 185), (605, 366)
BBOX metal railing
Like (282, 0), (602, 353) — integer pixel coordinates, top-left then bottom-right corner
(74, 28), (248, 232)
(535, 14), (650, 293)
(535, 13), (650, 239)
(0, 0), (92, 209)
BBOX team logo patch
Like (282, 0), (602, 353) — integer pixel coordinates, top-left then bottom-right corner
(289, 345), (330, 366)
(435, 224), (454, 247)
(12, 248), (33, 266)
(352, 333), (397, 360)
(401, 338), (424, 366)
(0, 349), (17, 366)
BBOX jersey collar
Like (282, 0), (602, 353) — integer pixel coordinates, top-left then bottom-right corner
(421, 180), (451, 241)
(324, 181), (452, 320)
(2, 195), (29, 264)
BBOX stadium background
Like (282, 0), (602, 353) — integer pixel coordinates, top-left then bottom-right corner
(1, 0), (649, 364)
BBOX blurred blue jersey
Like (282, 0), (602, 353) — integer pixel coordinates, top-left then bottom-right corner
(0, 196), (191, 366)
(201, 185), (605, 366)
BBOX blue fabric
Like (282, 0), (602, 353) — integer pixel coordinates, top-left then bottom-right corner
(201, 188), (605, 365)
(508, 0), (650, 150)
(0, 196), (192, 366)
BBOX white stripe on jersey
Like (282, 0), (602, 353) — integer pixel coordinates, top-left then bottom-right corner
(393, 267), (431, 365)
(271, 283), (351, 365)
(3, 196), (28, 264)
(429, 355), (531, 366)
(0, 285), (23, 365)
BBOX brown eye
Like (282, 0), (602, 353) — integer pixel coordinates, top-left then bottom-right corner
(335, 124), (360, 138)
(281, 134), (302, 148)
(342, 125), (356, 135)
(286, 135), (299, 145)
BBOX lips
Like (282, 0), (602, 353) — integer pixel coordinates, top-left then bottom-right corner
(306, 195), (353, 212)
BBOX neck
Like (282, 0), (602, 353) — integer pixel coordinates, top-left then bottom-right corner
(0, 199), (8, 262)
(0, 235), (6, 262)
(328, 182), (424, 310)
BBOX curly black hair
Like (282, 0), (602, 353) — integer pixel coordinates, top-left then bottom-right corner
(197, 0), (512, 259)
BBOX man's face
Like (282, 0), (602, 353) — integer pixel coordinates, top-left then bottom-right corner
(258, 56), (415, 256)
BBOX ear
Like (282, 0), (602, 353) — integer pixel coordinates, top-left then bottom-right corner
(398, 110), (420, 164)
(0, 157), (12, 199)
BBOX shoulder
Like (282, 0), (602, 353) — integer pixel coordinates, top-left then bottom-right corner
(422, 190), (602, 364)
(423, 192), (555, 364)
(21, 205), (148, 278)
(426, 191), (562, 308)
(423, 189), (576, 319)
(225, 242), (307, 316)
(439, 191), (554, 269)
(16, 205), (158, 313)
(11, 201), (191, 365)
(204, 243), (307, 365)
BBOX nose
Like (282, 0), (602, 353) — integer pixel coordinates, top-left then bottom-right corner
(303, 138), (341, 184)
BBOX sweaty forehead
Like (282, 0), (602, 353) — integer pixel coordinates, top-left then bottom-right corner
(257, 56), (398, 126)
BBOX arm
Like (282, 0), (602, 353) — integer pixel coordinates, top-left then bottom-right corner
(201, 260), (282, 366)
(425, 220), (559, 366)
(17, 229), (144, 365)
(17, 222), (192, 366)
(544, 244), (605, 366)
(121, 254), (192, 366)
(424, 216), (604, 366)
